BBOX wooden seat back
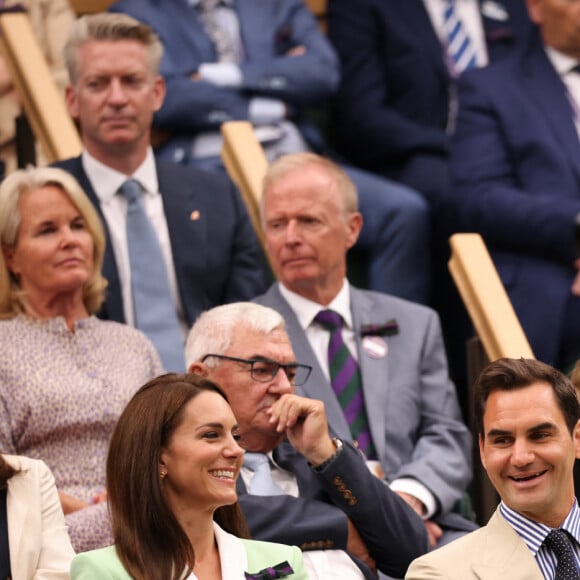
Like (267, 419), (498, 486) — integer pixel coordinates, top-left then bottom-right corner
(449, 233), (534, 361)
(220, 121), (269, 250)
(0, 11), (82, 164)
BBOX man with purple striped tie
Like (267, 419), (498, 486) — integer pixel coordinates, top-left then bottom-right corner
(253, 152), (476, 552)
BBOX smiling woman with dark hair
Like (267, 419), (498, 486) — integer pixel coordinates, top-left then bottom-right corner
(71, 373), (308, 580)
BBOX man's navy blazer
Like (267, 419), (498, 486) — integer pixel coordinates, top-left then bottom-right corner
(450, 30), (580, 365)
(327, 0), (532, 176)
(54, 156), (268, 326)
(237, 440), (428, 579)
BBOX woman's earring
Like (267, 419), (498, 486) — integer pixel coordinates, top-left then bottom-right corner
(160, 469), (167, 479)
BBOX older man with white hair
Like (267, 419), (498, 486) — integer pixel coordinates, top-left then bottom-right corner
(186, 302), (428, 580)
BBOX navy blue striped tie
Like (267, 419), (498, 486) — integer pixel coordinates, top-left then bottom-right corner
(443, 0), (477, 76)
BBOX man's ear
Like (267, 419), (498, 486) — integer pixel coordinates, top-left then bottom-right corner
(152, 75), (166, 112)
(479, 433), (487, 470)
(345, 211), (363, 250)
(65, 85), (80, 119)
(188, 361), (209, 376)
(573, 419), (580, 459)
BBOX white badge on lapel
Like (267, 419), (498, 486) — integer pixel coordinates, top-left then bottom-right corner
(481, 1), (509, 21)
(361, 335), (388, 359)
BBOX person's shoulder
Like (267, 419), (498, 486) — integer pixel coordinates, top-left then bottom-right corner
(71, 545), (126, 577)
(241, 538), (305, 577)
(0, 316), (20, 332)
(407, 526), (486, 575)
(352, 286), (437, 319)
(252, 283), (279, 306)
(50, 156), (83, 173)
(89, 317), (139, 335)
(156, 160), (234, 194)
(2, 453), (43, 474)
(459, 34), (534, 90)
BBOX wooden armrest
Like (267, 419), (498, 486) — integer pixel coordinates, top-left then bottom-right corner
(303, 0), (327, 32)
(220, 121), (268, 250)
(448, 233), (534, 361)
(0, 12), (82, 163)
(68, 0), (116, 15)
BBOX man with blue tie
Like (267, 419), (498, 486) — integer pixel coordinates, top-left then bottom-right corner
(449, 0), (580, 371)
(54, 13), (268, 370)
(253, 152), (476, 550)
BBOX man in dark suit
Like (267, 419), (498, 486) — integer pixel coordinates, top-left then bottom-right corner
(327, 0), (531, 207)
(185, 301), (429, 580)
(449, 0), (580, 370)
(107, 0), (432, 305)
(253, 152), (476, 550)
(55, 13), (268, 369)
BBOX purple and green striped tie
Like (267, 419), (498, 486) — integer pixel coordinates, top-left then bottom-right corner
(315, 309), (376, 459)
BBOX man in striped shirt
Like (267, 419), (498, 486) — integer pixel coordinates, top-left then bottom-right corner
(406, 357), (580, 580)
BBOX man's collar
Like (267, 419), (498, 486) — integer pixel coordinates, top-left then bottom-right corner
(500, 499), (580, 555)
(545, 45), (580, 77)
(82, 147), (159, 202)
(278, 280), (353, 331)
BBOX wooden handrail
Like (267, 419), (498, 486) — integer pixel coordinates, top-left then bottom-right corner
(448, 233), (534, 361)
(220, 121), (269, 250)
(68, 0), (116, 15)
(0, 12), (82, 163)
(303, 0), (327, 32)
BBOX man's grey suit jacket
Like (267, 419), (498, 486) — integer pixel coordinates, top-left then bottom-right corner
(255, 283), (473, 529)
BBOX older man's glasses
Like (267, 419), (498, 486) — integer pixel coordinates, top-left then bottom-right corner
(202, 354), (312, 386)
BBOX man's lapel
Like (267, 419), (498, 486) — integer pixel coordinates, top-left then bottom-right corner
(350, 287), (390, 463)
(264, 285), (352, 440)
(519, 34), (580, 187)
(471, 508), (544, 579)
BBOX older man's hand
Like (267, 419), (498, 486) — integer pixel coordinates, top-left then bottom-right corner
(267, 393), (336, 466)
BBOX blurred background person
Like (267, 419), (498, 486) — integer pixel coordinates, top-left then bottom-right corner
(0, 166), (163, 552)
(0, 453), (74, 579)
(448, 0), (580, 373)
(107, 0), (431, 305)
(71, 373), (308, 579)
